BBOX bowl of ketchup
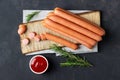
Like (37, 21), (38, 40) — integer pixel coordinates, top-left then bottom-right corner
(29, 55), (48, 74)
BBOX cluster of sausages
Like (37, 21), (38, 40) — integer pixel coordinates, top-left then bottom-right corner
(18, 7), (105, 50)
(18, 24), (47, 45)
(18, 24), (77, 49)
(42, 7), (105, 49)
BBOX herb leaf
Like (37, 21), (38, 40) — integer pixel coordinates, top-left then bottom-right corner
(26, 11), (40, 22)
(51, 44), (92, 67)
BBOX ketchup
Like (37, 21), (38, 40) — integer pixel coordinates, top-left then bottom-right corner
(30, 56), (48, 73)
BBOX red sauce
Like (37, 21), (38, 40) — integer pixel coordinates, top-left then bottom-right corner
(30, 56), (48, 73)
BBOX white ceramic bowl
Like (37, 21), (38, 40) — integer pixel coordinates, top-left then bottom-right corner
(29, 55), (49, 74)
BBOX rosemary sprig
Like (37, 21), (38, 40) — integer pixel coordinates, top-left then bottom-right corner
(60, 62), (91, 67)
(26, 11), (40, 22)
(51, 44), (92, 67)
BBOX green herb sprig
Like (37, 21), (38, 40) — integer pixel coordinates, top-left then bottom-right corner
(26, 11), (40, 22)
(51, 44), (92, 67)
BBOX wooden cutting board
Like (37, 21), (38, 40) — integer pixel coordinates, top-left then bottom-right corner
(20, 11), (100, 54)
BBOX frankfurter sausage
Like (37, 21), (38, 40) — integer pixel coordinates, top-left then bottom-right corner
(40, 34), (47, 40)
(45, 33), (78, 50)
(47, 12), (54, 17)
(18, 24), (27, 35)
(22, 38), (30, 45)
(28, 32), (36, 39)
(34, 34), (41, 42)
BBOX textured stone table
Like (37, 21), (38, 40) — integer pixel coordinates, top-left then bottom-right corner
(0, 0), (120, 80)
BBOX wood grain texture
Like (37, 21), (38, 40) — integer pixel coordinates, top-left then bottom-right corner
(19, 11), (100, 54)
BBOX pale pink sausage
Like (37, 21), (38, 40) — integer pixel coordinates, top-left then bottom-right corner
(28, 32), (36, 39)
(34, 35), (41, 41)
(22, 38), (30, 45)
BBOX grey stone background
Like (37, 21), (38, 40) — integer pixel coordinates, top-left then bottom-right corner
(0, 0), (120, 80)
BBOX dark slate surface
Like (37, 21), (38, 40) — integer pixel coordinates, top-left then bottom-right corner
(0, 0), (120, 80)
